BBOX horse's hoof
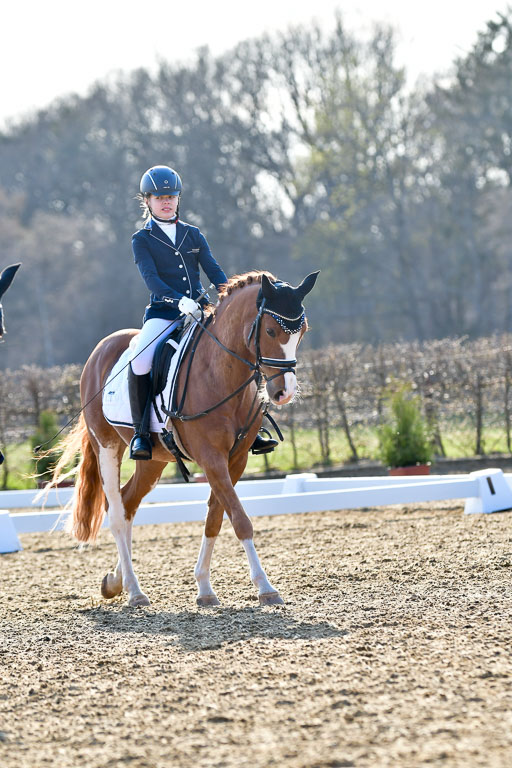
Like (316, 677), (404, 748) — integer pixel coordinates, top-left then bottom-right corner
(196, 594), (220, 607)
(259, 591), (284, 606)
(128, 593), (151, 608)
(101, 573), (123, 599)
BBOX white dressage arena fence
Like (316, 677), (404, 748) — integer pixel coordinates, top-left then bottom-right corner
(1, 468), (511, 554)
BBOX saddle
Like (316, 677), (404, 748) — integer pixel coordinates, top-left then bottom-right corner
(102, 320), (198, 434)
(151, 324), (184, 398)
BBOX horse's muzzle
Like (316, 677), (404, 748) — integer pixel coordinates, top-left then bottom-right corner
(266, 371), (297, 405)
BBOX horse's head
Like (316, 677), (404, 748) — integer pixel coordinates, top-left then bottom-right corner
(0, 263), (21, 338)
(251, 271), (319, 405)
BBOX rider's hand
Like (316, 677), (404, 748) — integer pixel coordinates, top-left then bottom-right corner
(178, 296), (201, 318)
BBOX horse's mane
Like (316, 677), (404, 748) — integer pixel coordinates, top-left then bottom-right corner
(217, 270), (276, 305)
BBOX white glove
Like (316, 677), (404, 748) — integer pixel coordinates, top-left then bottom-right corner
(178, 296), (201, 318)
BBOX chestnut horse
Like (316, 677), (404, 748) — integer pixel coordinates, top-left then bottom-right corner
(50, 270), (318, 607)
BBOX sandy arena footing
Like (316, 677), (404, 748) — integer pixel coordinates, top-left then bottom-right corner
(1, 501), (512, 768)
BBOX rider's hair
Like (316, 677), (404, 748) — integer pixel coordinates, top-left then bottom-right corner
(136, 193), (151, 219)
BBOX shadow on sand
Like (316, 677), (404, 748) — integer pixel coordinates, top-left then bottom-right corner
(80, 604), (347, 651)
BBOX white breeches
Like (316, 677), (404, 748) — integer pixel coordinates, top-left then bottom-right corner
(129, 317), (179, 375)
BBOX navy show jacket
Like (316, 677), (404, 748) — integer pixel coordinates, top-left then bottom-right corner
(132, 218), (228, 322)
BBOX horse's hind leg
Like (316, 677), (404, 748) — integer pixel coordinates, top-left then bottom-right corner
(98, 442), (129, 600)
(98, 441), (151, 607)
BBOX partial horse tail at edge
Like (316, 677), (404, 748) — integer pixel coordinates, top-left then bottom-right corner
(38, 412), (106, 543)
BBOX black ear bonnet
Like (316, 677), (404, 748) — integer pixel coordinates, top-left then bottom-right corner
(256, 282), (306, 333)
(0, 263), (21, 300)
(256, 271), (319, 334)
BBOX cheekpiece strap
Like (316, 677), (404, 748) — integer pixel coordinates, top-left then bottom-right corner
(248, 299), (265, 346)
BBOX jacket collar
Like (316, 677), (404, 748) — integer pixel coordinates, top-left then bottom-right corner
(144, 218), (189, 249)
(144, 217), (187, 233)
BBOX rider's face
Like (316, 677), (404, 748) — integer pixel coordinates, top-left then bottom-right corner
(149, 194), (179, 220)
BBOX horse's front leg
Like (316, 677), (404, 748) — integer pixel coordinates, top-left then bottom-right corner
(202, 459), (283, 606)
(195, 452), (252, 606)
(194, 491), (222, 607)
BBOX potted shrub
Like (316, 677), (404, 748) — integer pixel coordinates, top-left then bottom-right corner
(378, 384), (433, 475)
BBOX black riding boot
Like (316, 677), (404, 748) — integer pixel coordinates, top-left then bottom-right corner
(251, 431), (279, 455)
(128, 366), (152, 460)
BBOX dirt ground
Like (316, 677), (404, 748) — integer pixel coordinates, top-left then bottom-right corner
(2, 501), (512, 768)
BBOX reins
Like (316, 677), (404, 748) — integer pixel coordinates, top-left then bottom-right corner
(162, 316), (261, 422)
(33, 316), (185, 452)
(34, 285), (297, 459)
(163, 298), (297, 427)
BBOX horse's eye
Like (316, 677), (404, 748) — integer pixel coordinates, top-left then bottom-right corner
(266, 327), (276, 338)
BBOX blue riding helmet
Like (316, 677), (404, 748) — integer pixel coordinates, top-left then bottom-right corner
(140, 166), (182, 197)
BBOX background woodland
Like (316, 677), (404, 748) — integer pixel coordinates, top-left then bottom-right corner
(1, 12), (512, 368)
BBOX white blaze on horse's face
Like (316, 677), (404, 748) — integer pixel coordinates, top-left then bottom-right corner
(268, 331), (300, 405)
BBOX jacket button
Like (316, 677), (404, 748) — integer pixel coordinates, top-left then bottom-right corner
(179, 264), (183, 268)
(175, 251), (179, 256)
(185, 290), (190, 294)
(182, 277), (186, 281)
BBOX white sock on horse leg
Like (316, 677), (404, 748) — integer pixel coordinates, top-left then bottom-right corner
(98, 444), (145, 600)
(194, 535), (217, 598)
(241, 539), (277, 595)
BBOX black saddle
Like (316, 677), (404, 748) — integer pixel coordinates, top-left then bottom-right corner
(151, 324), (184, 398)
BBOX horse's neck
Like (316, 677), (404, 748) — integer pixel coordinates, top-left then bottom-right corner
(207, 288), (257, 373)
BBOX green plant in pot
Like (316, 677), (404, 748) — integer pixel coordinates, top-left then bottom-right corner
(378, 383), (433, 475)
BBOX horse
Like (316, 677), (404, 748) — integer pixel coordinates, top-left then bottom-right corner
(0, 263), (21, 465)
(49, 269), (319, 607)
(0, 263), (21, 339)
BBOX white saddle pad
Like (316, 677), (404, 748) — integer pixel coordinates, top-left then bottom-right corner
(102, 321), (198, 433)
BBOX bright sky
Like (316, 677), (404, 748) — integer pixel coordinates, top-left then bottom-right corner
(0, 0), (507, 129)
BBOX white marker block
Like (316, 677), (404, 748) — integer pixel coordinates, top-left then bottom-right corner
(281, 473), (317, 495)
(0, 510), (22, 553)
(464, 469), (512, 514)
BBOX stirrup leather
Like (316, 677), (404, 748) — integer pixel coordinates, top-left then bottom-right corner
(159, 428), (191, 482)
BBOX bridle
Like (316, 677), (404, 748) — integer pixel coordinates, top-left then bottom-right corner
(162, 297), (302, 450)
(247, 298), (299, 380)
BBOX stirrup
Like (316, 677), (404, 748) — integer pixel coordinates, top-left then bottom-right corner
(129, 433), (152, 461)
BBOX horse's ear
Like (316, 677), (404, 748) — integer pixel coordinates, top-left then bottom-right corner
(261, 273), (276, 300)
(0, 263), (21, 300)
(296, 270), (320, 300)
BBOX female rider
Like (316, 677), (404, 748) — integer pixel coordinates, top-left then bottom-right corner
(129, 165), (277, 460)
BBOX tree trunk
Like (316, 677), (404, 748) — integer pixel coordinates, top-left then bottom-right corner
(475, 374), (484, 455)
(332, 388), (358, 461)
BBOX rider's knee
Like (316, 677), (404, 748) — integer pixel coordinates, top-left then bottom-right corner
(129, 355), (152, 376)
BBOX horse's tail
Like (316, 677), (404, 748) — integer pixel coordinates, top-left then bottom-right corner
(43, 412), (106, 543)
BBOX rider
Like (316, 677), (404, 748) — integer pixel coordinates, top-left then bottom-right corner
(129, 165), (278, 460)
